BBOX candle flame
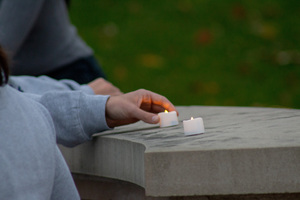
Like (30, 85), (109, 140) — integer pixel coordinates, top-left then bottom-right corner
(165, 110), (168, 113)
(191, 117), (194, 120)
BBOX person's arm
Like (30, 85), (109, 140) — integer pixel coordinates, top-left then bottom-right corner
(88, 77), (123, 96)
(105, 89), (178, 128)
(23, 89), (177, 147)
(9, 75), (124, 96)
(24, 90), (110, 147)
(9, 75), (94, 95)
(0, 0), (45, 57)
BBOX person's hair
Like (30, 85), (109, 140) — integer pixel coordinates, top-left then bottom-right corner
(0, 45), (9, 86)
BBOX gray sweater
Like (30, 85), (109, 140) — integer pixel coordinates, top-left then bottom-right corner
(1, 78), (110, 199)
(0, 0), (93, 75)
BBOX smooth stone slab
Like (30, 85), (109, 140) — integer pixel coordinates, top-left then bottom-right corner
(60, 106), (300, 197)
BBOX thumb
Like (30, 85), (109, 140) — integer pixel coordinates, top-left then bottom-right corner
(133, 108), (160, 124)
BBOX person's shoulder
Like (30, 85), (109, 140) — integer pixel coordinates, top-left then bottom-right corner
(0, 84), (56, 139)
(1, 85), (52, 122)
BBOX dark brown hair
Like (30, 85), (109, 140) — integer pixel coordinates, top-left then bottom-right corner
(0, 45), (9, 86)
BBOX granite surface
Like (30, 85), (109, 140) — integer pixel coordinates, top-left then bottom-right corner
(60, 106), (300, 197)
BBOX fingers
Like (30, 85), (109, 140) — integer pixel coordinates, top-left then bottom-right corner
(137, 89), (178, 115)
(88, 78), (122, 95)
(132, 107), (160, 124)
(150, 104), (167, 113)
(132, 89), (178, 124)
(105, 89), (178, 127)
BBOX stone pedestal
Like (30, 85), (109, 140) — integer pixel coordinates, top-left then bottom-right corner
(60, 106), (300, 199)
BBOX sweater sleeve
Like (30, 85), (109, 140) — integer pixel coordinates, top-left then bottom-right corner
(9, 75), (94, 95)
(0, 0), (45, 57)
(23, 90), (111, 147)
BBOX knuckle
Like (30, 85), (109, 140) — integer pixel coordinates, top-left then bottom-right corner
(137, 88), (148, 93)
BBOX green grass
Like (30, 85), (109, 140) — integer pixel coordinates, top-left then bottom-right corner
(69, 0), (300, 108)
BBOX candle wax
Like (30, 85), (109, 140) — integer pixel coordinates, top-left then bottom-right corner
(183, 117), (205, 136)
(158, 111), (178, 128)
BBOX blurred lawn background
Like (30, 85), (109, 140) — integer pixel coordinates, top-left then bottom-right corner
(69, 0), (300, 108)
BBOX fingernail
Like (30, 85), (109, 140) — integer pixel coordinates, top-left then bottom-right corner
(152, 115), (159, 123)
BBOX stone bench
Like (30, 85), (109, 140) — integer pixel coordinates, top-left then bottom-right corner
(60, 106), (300, 199)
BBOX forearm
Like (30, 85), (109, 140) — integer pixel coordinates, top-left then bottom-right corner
(23, 90), (110, 147)
(9, 75), (94, 95)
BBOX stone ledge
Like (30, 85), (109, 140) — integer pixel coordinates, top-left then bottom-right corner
(60, 106), (300, 198)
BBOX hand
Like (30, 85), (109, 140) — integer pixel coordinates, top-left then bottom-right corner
(105, 89), (178, 128)
(88, 78), (122, 96)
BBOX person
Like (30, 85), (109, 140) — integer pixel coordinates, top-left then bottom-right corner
(0, 0), (121, 95)
(9, 74), (122, 96)
(0, 46), (178, 199)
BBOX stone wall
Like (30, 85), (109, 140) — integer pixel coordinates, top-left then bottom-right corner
(61, 106), (300, 199)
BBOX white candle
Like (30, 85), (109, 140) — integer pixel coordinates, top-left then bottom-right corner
(183, 117), (205, 136)
(158, 110), (179, 128)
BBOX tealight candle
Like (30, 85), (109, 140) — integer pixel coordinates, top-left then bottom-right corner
(158, 110), (179, 128)
(183, 117), (205, 136)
